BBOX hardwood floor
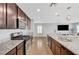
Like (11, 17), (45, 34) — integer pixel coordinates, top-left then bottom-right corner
(27, 37), (53, 55)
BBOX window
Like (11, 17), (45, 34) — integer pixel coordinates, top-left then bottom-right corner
(37, 25), (42, 34)
(77, 25), (79, 32)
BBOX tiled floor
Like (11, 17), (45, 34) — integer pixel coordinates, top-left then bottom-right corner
(27, 37), (53, 55)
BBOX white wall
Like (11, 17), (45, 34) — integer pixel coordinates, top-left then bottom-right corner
(33, 23), (72, 37)
(0, 29), (29, 43)
(33, 23), (57, 37)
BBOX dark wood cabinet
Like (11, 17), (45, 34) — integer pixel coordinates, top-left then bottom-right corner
(0, 3), (6, 29)
(47, 36), (52, 49)
(18, 7), (27, 29)
(18, 7), (26, 21)
(51, 39), (55, 54)
(6, 41), (24, 55)
(0, 3), (30, 29)
(6, 48), (16, 55)
(7, 3), (17, 29)
(17, 42), (24, 55)
(27, 16), (31, 29)
(55, 41), (61, 55)
(61, 46), (68, 55)
(47, 35), (75, 55)
(61, 46), (74, 55)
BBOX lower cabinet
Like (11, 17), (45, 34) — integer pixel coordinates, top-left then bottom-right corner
(55, 41), (61, 55)
(61, 46), (67, 55)
(51, 39), (55, 55)
(47, 35), (52, 49)
(17, 42), (24, 55)
(6, 41), (24, 55)
(47, 35), (75, 55)
(17, 47), (24, 55)
(6, 48), (16, 55)
(61, 46), (74, 55)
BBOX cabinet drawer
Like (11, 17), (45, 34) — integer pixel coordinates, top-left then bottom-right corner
(6, 48), (16, 55)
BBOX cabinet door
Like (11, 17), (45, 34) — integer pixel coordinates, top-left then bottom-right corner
(18, 7), (27, 29)
(17, 47), (24, 55)
(61, 46), (68, 55)
(7, 3), (17, 29)
(55, 45), (61, 55)
(6, 48), (16, 55)
(27, 18), (31, 29)
(48, 36), (52, 49)
(18, 7), (22, 20)
(51, 39), (55, 55)
(61, 46), (74, 55)
(55, 41), (61, 55)
(0, 3), (6, 29)
(18, 7), (26, 21)
(17, 42), (24, 55)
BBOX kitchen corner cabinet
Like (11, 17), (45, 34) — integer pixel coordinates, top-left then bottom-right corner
(6, 41), (24, 55)
(0, 3), (6, 29)
(7, 3), (17, 29)
(47, 35), (75, 55)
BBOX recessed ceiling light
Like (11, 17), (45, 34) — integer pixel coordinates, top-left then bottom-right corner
(66, 15), (71, 20)
(37, 8), (40, 12)
(55, 12), (60, 16)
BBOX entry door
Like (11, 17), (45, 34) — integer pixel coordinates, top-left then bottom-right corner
(37, 25), (43, 36)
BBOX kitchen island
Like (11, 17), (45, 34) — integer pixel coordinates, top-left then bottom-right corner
(47, 33), (79, 55)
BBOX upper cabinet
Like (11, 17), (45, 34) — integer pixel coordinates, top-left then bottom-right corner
(0, 3), (31, 29)
(7, 3), (18, 29)
(0, 3), (6, 29)
(18, 7), (26, 21)
(18, 7), (27, 29)
(27, 16), (31, 29)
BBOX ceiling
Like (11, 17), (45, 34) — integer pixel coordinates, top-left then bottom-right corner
(17, 3), (79, 23)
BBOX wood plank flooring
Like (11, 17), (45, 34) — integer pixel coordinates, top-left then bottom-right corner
(27, 37), (53, 55)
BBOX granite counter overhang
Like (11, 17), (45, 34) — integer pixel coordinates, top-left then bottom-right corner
(48, 34), (79, 55)
(0, 40), (24, 55)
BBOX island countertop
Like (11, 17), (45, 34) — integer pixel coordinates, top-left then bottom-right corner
(48, 33), (79, 55)
(0, 40), (24, 55)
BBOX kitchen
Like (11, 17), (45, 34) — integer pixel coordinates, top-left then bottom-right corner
(0, 3), (79, 55)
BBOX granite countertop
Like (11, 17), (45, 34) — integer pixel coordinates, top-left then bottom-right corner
(0, 40), (24, 55)
(48, 33), (79, 55)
